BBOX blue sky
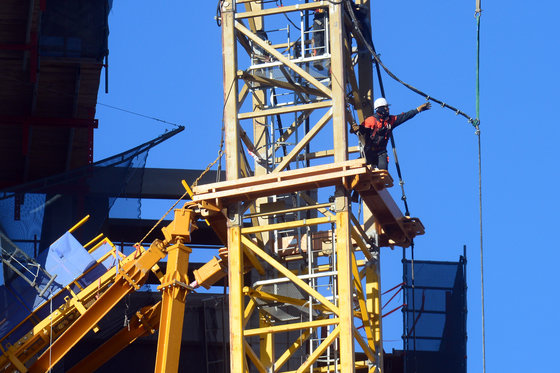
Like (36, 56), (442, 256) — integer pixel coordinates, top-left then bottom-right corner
(94, 1), (559, 372)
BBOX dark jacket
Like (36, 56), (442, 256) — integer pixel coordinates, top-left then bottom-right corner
(359, 109), (418, 153)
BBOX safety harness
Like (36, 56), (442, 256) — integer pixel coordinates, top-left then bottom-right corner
(362, 115), (396, 151)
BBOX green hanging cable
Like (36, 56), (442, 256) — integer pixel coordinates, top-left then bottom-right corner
(475, 2), (486, 373)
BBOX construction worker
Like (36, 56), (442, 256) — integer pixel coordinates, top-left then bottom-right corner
(312, 9), (327, 57)
(312, 9), (328, 70)
(351, 97), (431, 169)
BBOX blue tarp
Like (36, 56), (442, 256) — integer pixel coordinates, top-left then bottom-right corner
(0, 232), (111, 344)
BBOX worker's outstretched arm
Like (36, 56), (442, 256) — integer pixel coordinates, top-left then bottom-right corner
(393, 102), (431, 128)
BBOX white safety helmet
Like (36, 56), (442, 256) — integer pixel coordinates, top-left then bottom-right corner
(373, 97), (390, 110)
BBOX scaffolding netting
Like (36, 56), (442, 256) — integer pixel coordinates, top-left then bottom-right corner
(0, 127), (182, 343)
(403, 257), (467, 373)
(39, 0), (112, 60)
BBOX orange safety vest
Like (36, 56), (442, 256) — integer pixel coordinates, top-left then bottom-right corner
(362, 115), (396, 150)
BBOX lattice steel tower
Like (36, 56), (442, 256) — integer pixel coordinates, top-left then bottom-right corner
(192, 1), (424, 372)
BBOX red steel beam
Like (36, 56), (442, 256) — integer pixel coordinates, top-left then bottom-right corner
(0, 116), (98, 128)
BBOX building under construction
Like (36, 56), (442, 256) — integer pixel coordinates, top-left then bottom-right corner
(0, 1), (468, 372)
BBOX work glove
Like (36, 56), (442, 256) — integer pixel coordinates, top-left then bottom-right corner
(350, 122), (360, 133)
(417, 102), (432, 112)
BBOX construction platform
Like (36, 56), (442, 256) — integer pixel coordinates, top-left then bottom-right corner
(192, 159), (424, 248)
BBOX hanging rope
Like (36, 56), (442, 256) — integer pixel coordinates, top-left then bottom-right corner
(97, 102), (183, 129)
(475, 1), (486, 373)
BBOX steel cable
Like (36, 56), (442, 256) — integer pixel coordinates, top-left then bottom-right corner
(344, 0), (477, 127)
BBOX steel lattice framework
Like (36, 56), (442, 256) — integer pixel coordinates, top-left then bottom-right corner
(200, 1), (424, 372)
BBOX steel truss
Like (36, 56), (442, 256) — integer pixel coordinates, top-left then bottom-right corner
(214, 1), (423, 372)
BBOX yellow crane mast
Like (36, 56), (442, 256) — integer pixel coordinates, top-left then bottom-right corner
(210, 1), (423, 372)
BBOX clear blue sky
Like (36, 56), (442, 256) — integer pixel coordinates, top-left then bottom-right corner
(94, 1), (560, 372)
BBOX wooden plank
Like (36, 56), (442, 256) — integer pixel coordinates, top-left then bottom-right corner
(193, 159), (365, 194)
(193, 165), (367, 203)
(356, 177), (425, 247)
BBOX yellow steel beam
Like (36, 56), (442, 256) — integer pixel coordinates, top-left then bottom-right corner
(238, 124), (261, 159)
(335, 208), (356, 372)
(240, 236), (339, 315)
(0, 244), (129, 370)
(244, 287), (330, 314)
(84, 233), (104, 250)
(271, 111), (311, 154)
(241, 215), (333, 234)
(222, 0), (240, 180)
(366, 256), (383, 368)
(243, 296), (257, 328)
(272, 108), (333, 172)
(351, 252), (376, 356)
(299, 191), (374, 261)
(242, 0), (263, 32)
(228, 224), (245, 372)
(330, 2), (348, 164)
(154, 243), (192, 373)
(239, 83), (249, 107)
(350, 212), (372, 247)
(242, 243), (265, 275)
(235, 21), (332, 97)
(0, 344), (26, 373)
(67, 302), (161, 373)
(351, 224), (374, 261)
(352, 327), (375, 363)
(238, 100), (332, 120)
(244, 202), (332, 219)
(244, 340), (267, 373)
(28, 240), (167, 373)
(68, 215), (90, 233)
(273, 329), (312, 373)
(296, 325), (341, 373)
(244, 318), (339, 337)
(240, 71), (329, 98)
(356, 0), (374, 120)
(259, 310), (274, 370)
